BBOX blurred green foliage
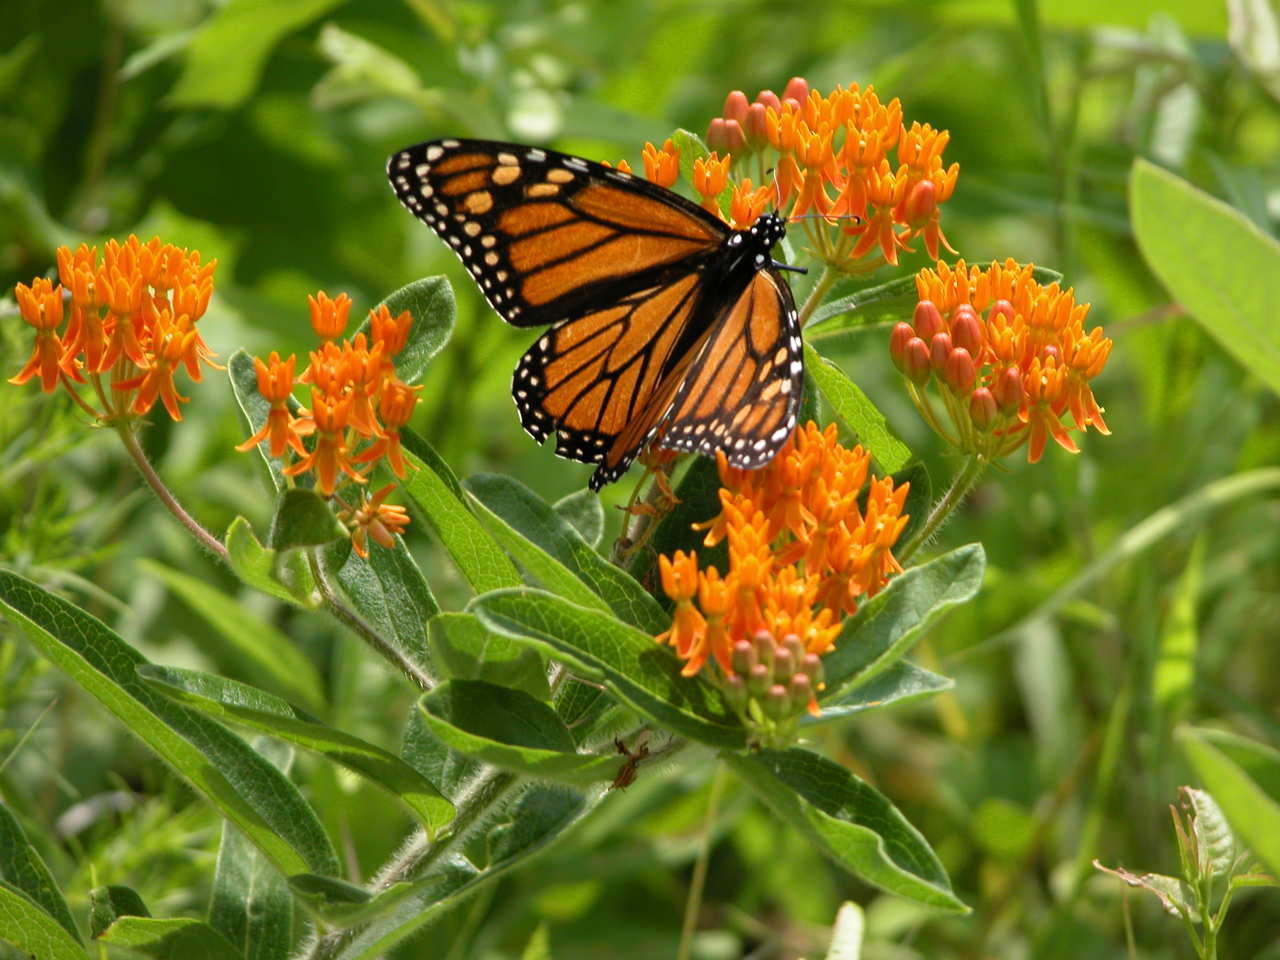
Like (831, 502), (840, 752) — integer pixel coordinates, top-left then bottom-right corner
(2, 0), (1280, 957)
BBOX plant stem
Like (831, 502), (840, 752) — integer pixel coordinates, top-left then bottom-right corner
(308, 550), (436, 693)
(677, 763), (727, 960)
(797, 263), (837, 327)
(116, 422), (228, 562)
(898, 456), (986, 562)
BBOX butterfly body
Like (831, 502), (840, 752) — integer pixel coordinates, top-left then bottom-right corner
(388, 138), (802, 489)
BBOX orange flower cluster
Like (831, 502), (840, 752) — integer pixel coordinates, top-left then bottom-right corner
(10, 236), (218, 421)
(237, 293), (421, 557)
(891, 259), (1112, 463)
(657, 423), (909, 743)
(693, 77), (958, 268)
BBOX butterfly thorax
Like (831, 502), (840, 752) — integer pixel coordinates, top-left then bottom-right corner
(713, 212), (787, 284)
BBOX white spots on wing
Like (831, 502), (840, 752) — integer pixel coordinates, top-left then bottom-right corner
(426, 145), (445, 161)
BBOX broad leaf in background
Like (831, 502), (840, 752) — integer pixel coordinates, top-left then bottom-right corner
(1131, 158), (1280, 396)
(419, 680), (618, 785)
(0, 881), (83, 960)
(474, 587), (746, 748)
(398, 428), (522, 594)
(269, 488), (345, 550)
(466, 474), (667, 633)
(0, 571), (340, 877)
(140, 665), (453, 834)
(1177, 725), (1280, 876)
(823, 545), (985, 696)
(804, 343), (912, 473)
(96, 916), (244, 960)
(141, 559), (326, 712)
(0, 804), (79, 942)
(210, 738), (294, 960)
(313, 22), (442, 110)
(430, 612), (549, 701)
(225, 517), (318, 608)
(358, 276), (456, 385)
(806, 660), (954, 728)
(726, 749), (966, 912)
(552, 489), (604, 548)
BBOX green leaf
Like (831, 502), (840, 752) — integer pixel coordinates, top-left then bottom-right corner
(0, 881), (84, 960)
(552, 489), (604, 549)
(140, 560), (326, 712)
(725, 749), (965, 911)
(268, 489), (345, 551)
(400, 699), (482, 800)
(168, 0), (344, 108)
(1130, 158), (1280, 396)
(430, 612), (549, 701)
(355, 277), (455, 385)
(89, 885), (151, 938)
(419, 680), (618, 785)
(823, 545), (985, 696)
(0, 803), (79, 942)
(224, 517), (318, 608)
(139, 665), (453, 835)
(806, 660), (954, 728)
(323, 536), (438, 679)
(466, 474), (667, 633)
(210, 738), (294, 960)
(1092, 862), (1198, 920)
(97, 916), (244, 959)
(1177, 726), (1280, 876)
(891, 461), (932, 547)
(0, 570), (339, 877)
(398, 429), (522, 594)
(313, 23), (435, 110)
(473, 588), (745, 748)
(805, 343), (912, 473)
(228, 349), (286, 492)
(287, 873), (410, 927)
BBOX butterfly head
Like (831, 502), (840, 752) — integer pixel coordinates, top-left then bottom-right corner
(751, 212), (786, 248)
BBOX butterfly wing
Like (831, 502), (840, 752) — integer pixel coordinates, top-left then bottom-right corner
(387, 138), (727, 327)
(658, 268), (803, 468)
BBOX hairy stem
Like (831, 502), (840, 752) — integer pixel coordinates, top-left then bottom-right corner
(898, 455), (986, 562)
(797, 263), (837, 327)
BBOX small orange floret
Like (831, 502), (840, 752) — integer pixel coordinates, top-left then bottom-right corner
(369, 305), (414, 357)
(340, 484), (411, 558)
(641, 139), (680, 188)
(308, 291), (352, 342)
(692, 152), (731, 217)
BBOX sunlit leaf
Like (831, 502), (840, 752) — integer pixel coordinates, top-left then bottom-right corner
(96, 916), (244, 959)
(0, 805), (79, 942)
(805, 343), (912, 473)
(357, 276), (456, 385)
(0, 881), (84, 960)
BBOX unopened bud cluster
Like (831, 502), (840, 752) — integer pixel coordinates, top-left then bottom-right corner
(718, 629), (827, 744)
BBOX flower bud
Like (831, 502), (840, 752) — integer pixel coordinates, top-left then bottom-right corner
(707, 118), (746, 156)
(943, 347), (976, 394)
(988, 298), (1015, 325)
(747, 663), (771, 697)
(722, 89), (749, 124)
(890, 321), (915, 373)
(930, 332), (952, 373)
(800, 653), (825, 689)
(755, 89), (781, 112)
(950, 305), (983, 355)
(993, 365), (1024, 413)
(731, 639), (756, 677)
(782, 634), (806, 665)
(913, 299), (944, 341)
(763, 684), (791, 720)
(789, 672), (814, 712)
(782, 76), (809, 107)
(901, 178), (936, 227)
(1041, 344), (1061, 366)
(722, 672), (748, 710)
(752, 629), (775, 673)
(904, 337), (931, 385)
(772, 645), (795, 682)
(969, 387), (997, 430)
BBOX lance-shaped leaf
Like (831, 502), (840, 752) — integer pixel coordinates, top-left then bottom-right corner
(141, 559), (326, 712)
(805, 344), (911, 473)
(96, 916), (244, 959)
(418, 680), (618, 785)
(430, 612), (548, 701)
(229, 348), (288, 492)
(553, 489), (604, 548)
(269, 489), (345, 551)
(806, 661), (953, 728)
(466, 474), (667, 633)
(225, 517), (318, 609)
(288, 874), (414, 928)
(0, 804), (78, 943)
(473, 588), (745, 748)
(725, 749), (965, 912)
(822, 545), (985, 697)
(140, 665), (453, 835)
(0, 881), (83, 960)
(0, 571), (339, 878)
(398, 429), (521, 594)
(356, 276), (456, 385)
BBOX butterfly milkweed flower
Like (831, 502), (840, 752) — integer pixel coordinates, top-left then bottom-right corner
(891, 259), (1112, 463)
(656, 423), (909, 747)
(9, 236), (219, 421)
(238, 295), (421, 557)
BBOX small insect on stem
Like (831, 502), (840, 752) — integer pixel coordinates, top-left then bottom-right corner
(610, 735), (651, 790)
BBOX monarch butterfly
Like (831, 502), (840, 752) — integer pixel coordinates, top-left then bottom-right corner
(387, 138), (803, 490)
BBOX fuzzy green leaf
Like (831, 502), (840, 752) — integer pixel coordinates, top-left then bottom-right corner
(288, 873), (409, 928)
(807, 660), (954, 727)
(725, 749), (965, 912)
(0, 804), (79, 943)
(0, 571), (339, 877)
(552, 490), (604, 548)
(0, 881), (84, 960)
(96, 916), (244, 959)
(89, 884), (151, 938)
(355, 276), (455, 385)
(224, 517), (318, 608)
(269, 489), (345, 551)
(140, 665), (453, 835)
(419, 680), (618, 785)
(805, 343), (912, 473)
(473, 588), (745, 748)
(1131, 158), (1280, 396)
(430, 611), (549, 700)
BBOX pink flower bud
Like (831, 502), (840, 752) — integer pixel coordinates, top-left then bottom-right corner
(993, 365), (1024, 413)
(731, 638), (756, 676)
(970, 387), (997, 430)
(1042, 344), (1061, 365)
(800, 653), (824, 689)
(743, 102), (770, 148)
(789, 672), (814, 712)
(930, 332), (952, 373)
(722, 672), (748, 709)
(901, 178), (937, 227)
(763, 683), (791, 719)
(913, 299), (943, 341)
(747, 662), (771, 697)
(772, 645), (795, 682)
(755, 89), (781, 112)
(706, 118), (745, 155)
(890, 321), (915, 372)
(944, 347), (976, 394)
(904, 337), (931, 385)
(950, 305), (983, 355)
(751, 629), (775, 672)
(722, 89), (750, 124)
(988, 299), (1015, 325)
(782, 76), (809, 106)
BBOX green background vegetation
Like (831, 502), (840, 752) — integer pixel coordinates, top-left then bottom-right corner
(2, 0), (1279, 956)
